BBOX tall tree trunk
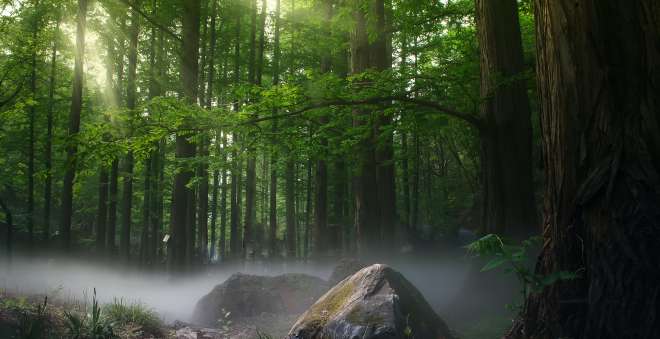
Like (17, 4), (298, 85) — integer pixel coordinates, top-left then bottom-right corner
(44, 14), (60, 240)
(0, 198), (13, 263)
(401, 132), (410, 228)
(399, 37), (411, 229)
(350, 0), (390, 257)
(268, 0), (281, 258)
(197, 141), (209, 262)
(332, 160), (347, 244)
(60, 0), (87, 251)
(285, 159), (296, 258)
(229, 4), (242, 258)
(312, 0), (332, 259)
(154, 139), (165, 260)
(121, 0), (141, 260)
(96, 169), (108, 253)
(507, 1), (660, 338)
(256, 0), (266, 85)
(411, 131), (419, 230)
(372, 0), (396, 251)
(243, 0), (259, 259)
(27, 0), (40, 246)
(198, 0), (209, 107)
(170, 0), (201, 272)
(210, 160), (219, 260)
(145, 0), (160, 266)
(303, 158), (311, 260)
(185, 183), (196, 265)
(106, 21), (124, 255)
(140, 154), (152, 265)
(220, 133), (228, 259)
(107, 160), (119, 253)
(476, 0), (536, 237)
(207, 0), (218, 261)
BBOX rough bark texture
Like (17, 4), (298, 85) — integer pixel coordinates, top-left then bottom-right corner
(350, 0), (393, 257)
(507, 1), (660, 338)
(169, 0), (200, 271)
(475, 0), (536, 237)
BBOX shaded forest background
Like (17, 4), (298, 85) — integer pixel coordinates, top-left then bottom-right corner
(0, 0), (541, 266)
(2, 0), (660, 338)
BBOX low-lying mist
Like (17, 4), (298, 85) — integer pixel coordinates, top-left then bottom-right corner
(0, 251), (519, 327)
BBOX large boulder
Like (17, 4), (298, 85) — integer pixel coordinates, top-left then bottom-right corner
(287, 264), (455, 339)
(192, 273), (328, 326)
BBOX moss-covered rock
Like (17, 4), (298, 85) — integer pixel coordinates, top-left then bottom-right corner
(287, 264), (456, 339)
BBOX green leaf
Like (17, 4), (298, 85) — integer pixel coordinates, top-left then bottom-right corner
(481, 256), (508, 271)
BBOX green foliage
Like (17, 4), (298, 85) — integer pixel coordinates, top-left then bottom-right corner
(0, 295), (53, 339)
(17, 297), (50, 339)
(403, 314), (413, 338)
(102, 298), (162, 336)
(64, 289), (116, 339)
(467, 234), (579, 306)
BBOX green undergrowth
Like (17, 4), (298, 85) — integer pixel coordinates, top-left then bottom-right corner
(0, 289), (163, 339)
(103, 298), (163, 337)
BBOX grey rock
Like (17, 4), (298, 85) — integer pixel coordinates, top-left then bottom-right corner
(192, 273), (329, 327)
(287, 264), (455, 339)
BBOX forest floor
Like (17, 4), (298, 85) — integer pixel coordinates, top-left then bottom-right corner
(0, 288), (513, 338)
(0, 289), (303, 338)
(0, 250), (518, 338)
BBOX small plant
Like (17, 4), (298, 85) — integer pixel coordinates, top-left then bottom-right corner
(403, 314), (413, 338)
(64, 289), (116, 339)
(17, 296), (50, 339)
(467, 234), (579, 308)
(216, 308), (233, 334)
(103, 298), (162, 336)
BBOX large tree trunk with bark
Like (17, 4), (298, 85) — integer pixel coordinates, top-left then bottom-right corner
(96, 169), (108, 253)
(507, 1), (660, 338)
(107, 160), (119, 253)
(120, 0), (141, 260)
(268, 0), (281, 258)
(285, 159), (296, 258)
(44, 15), (60, 240)
(312, 0), (333, 259)
(27, 0), (39, 246)
(350, 0), (393, 257)
(475, 0), (536, 237)
(169, 0), (201, 272)
(243, 0), (258, 259)
(60, 0), (87, 251)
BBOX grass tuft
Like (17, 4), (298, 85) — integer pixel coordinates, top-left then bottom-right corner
(103, 298), (163, 336)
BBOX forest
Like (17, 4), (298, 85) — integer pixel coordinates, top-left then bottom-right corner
(0, 0), (658, 338)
